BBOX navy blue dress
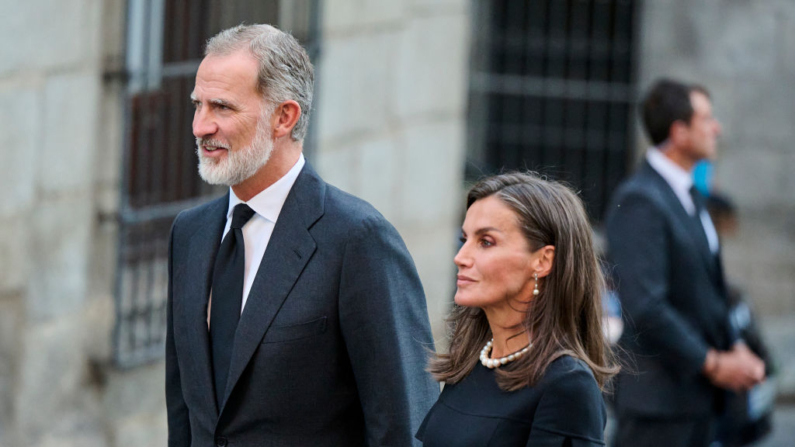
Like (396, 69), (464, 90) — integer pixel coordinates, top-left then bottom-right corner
(416, 356), (606, 446)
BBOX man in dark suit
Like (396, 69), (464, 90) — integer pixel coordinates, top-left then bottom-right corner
(166, 24), (439, 446)
(605, 79), (765, 447)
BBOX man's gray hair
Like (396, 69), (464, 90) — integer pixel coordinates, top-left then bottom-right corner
(206, 24), (314, 142)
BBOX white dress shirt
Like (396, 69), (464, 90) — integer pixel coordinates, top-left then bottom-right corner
(209, 154), (306, 324)
(646, 148), (719, 254)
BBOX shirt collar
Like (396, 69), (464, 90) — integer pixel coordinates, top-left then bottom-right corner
(646, 146), (693, 194)
(226, 153), (306, 223)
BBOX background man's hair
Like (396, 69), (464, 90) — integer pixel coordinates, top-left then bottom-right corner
(640, 78), (710, 146)
(206, 24), (314, 142)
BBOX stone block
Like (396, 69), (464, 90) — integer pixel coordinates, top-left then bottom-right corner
(397, 120), (466, 227)
(113, 412), (167, 447)
(358, 136), (399, 223)
(715, 147), (787, 210)
(640, 0), (781, 79)
(401, 224), (458, 344)
(0, 0), (101, 76)
(697, 2), (778, 78)
(722, 212), (795, 316)
(0, 295), (22, 440)
(0, 84), (39, 218)
(315, 30), (398, 143)
(27, 195), (93, 321)
(0, 215), (30, 292)
(315, 145), (360, 195)
(408, 0), (468, 13)
(15, 317), (104, 443)
(103, 363), (166, 421)
(40, 72), (101, 193)
(95, 83), (124, 186)
(393, 13), (469, 119)
(323, 0), (405, 35)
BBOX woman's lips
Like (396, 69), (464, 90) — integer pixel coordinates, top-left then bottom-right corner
(456, 275), (476, 286)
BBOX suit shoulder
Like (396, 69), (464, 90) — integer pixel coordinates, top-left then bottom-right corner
(171, 194), (226, 232)
(322, 184), (395, 233)
(607, 173), (668, 216)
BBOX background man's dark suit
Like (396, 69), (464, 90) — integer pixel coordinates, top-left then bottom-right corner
(605, 161), (736, 445)
(166, 163), (439, 446)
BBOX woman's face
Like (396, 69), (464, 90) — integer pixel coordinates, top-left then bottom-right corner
(454, 196), (543, 311)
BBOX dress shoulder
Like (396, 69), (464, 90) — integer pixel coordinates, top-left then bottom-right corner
(527, 356), (607, 446)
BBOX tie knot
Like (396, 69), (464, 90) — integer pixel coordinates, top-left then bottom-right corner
(231, 204), (255, 229)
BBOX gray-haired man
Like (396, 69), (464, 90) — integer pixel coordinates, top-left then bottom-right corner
(165, 24), (438, 446)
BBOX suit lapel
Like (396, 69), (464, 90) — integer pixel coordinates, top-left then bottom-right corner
(181, 193), (228, 416)
(220, 163), (326, 412)
(642, 162), (718, 277)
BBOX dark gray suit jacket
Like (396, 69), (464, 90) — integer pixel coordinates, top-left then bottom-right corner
(166, 163), (439, 446)
(605, 161), (736, 417)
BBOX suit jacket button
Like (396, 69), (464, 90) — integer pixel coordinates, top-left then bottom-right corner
(215, 436), (228, 447)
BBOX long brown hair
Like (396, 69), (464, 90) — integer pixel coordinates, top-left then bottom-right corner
(429, 172), (618, 391)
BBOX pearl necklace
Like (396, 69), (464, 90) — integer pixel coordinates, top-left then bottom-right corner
(479, 339), (531, 369)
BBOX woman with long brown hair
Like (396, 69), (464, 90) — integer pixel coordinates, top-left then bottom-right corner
(416, 172), (618, 446)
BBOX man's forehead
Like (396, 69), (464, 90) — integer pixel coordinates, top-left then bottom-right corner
(690, 91), (712, 108)
(194, 50), (259, 95)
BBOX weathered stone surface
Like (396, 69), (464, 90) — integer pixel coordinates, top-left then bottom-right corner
(0, 215), (30, 293)
(0, 84), (39, 218)
(0, 295), (22, 444)
(103, 363), (166, 421)
(315, 30), (398, 143)
(401, 224), (458, 343)
(397, 120), (465, 227)
(315, 145), (360, 195)
(715, 147), (788, 210)
(113, 412), (167, 447)
(358, 136), (399, 223)
(393, 13), (469, 119)
(323, 0), (405, 34)
(0, 0), (101, 76)
(15, 317), (104, 444)
(40, 72), (101, 193)
(27, 195), (93, 321)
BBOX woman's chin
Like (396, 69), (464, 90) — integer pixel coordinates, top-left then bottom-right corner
(453, 292), (480, 308)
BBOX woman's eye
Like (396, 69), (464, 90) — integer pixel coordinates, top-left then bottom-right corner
(459, 237), (467, 244)
(480, 239), (494, 247)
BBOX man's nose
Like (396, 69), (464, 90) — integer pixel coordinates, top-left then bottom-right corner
(193, 109), (218, 138)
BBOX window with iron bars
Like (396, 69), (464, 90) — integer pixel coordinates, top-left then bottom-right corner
(467, 0), (641, 221)
(114, 0), (321, 368)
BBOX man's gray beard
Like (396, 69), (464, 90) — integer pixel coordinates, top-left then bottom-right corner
(196, 118), (274, 186)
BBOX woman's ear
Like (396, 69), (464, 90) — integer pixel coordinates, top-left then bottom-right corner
(534, 245), (555, 278)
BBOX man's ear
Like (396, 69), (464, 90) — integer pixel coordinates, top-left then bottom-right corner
(669, 120), (689, 146)
(271, 100), (302, 139)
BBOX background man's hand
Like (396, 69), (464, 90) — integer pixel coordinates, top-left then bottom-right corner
(704, 343), (765, 392)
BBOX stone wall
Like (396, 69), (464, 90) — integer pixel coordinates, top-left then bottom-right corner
(0, 0), (148, 445)
(638, 0), (795, 317)
(314, 0), (471, 342)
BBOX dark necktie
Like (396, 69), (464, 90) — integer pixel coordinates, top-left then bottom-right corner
(689, 185), (706, 218)
(210, 203), (255, 407)
(689, 186), (712, 251)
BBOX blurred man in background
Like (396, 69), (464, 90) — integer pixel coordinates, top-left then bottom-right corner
(605, 79), (765, 447)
